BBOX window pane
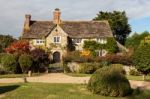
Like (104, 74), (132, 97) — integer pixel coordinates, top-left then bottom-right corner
(73, 39), (82, 43)
(54, 37), (56, 42)
(57, 37), (60, 42)
(36, 40), (39, 43)
(40, 40), (42, 43)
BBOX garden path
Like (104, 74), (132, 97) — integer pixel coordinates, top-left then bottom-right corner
(0, 73), (150, 90)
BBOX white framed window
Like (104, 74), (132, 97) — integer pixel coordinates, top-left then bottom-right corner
(73, 38), (82, 44)
(54, 36), (61, 43)
(97, 38), (107, 44)
(36, 39), (45, 45)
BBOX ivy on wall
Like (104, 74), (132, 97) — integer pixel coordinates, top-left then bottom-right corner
(83, 37), (118, 56)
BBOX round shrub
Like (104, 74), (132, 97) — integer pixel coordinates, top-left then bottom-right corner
(19, 54), (33, 73)
(111, 64), (126, 75)
(1, 54), (18, 73)
(87, 66), (132, 97)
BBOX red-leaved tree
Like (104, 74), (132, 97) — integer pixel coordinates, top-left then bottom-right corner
(5, 40), (30, 54)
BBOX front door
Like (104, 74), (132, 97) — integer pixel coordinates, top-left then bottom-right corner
(53, 51), (60, 63)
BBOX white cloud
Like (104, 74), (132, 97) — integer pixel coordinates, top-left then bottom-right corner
(0, 0), (150, 37)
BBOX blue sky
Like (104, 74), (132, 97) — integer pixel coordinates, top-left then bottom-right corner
(0, 0), (150, 38)
(129, 17), (150, 34)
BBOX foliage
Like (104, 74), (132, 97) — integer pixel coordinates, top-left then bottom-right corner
(64, 51), (132, 66)
(5, 40), (30, 54)
(63, 51), (94, 63)
(30, 48), (50, 72)
(110, 64), (126, 75)
(0, 53), (7, 64)
(79, 62), (103, 74)
(105, 38), (118, 53)
(87, 66), (132, 97)
(80, 50), (91, 57)
(125, 31), (150, 50)
(0, 35), (16, 53)
(1, 54), (18, 73)
(63, 63), (71, 73)
(105, 54), (132, 65)
(129, 69), (141, 76)
(83, 37), (118, 56)
(140, 35), (150, 46)
(94, 11), (131, 45)
(19, 54), (33, 73)
(133, 44), (150, 75)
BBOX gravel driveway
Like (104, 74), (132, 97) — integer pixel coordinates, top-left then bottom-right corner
(0, 73), (150, 90)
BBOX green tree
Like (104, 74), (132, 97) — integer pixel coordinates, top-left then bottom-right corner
(0, 35), (16, 53)
(1, 54), (18, 73)
(19, 54), (33, 74)
(133, 43), (150, 80)
(94, 11), (131, 45)
(125, 31), (149, 50)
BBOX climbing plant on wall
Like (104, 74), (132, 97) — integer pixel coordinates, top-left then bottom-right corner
(83, 37), (118, 56)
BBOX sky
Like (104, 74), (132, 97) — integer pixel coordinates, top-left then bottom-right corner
(0, 0), (150, 38)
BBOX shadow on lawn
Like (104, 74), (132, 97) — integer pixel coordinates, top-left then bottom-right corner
(0, 85), (20, 94)
(127, 88), (150, 99)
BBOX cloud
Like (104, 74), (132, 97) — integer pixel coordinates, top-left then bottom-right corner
(0, 0), (150, 37)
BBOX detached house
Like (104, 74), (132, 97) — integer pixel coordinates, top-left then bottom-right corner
(22, 8), (113, 62)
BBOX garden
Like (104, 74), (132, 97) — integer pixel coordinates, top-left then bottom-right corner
(1, 12), (150, 99)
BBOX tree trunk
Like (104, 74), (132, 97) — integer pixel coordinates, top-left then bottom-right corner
(143, 75), (146, 81)
(23, 73), (27, 83)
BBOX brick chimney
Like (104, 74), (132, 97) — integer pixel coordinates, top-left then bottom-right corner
(53, 8), (61, 24)
(24, 14), (31, 32)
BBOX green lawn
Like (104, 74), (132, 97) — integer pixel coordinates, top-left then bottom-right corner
(65, 73), (91, 77)
(0, 73), (43, 79)
(127, 75), (150, 81)
(0, 83), (150, 99)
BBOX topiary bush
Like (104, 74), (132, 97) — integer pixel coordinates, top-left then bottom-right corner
(1, 54), (18, 73)
(87, 66), (132, 97)
(110, 64), (126, 75)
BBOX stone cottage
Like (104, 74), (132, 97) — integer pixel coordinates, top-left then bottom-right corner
(22, 8), (113, 62)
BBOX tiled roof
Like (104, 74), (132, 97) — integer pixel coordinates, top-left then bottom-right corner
(22, 20), (113, 39)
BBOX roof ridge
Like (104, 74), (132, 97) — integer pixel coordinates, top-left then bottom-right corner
(31, 20), (53, 22)
(63, 20), (108, 23)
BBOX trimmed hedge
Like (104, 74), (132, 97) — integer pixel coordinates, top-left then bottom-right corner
(87, 66), (132, 97)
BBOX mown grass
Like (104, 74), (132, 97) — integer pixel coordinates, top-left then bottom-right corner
(0, 83), (150, 99)
(126, 75), (150, 81)
(65, 73), (91, 77)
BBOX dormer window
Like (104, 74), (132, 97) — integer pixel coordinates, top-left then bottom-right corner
(54, 36), (61, 43)
(73, 38), (82, 44)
